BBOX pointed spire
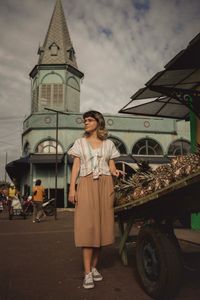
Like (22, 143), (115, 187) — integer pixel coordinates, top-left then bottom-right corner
(38, 0), (77, 68)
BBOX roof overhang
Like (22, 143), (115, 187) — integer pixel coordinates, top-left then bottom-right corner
(30, 154), (64, 164)
(119, 33), (200, 120)
(6, 154), (65, 180)
(6, 157), (30, 180)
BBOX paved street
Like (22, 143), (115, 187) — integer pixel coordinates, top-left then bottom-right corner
(0, 211), (200, 300)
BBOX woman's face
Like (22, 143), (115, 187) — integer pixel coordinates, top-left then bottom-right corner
(83, 117), (98, 133)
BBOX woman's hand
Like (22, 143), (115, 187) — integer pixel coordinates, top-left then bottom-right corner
(111, 169), (124, 177)
(68, 191), (77, 204)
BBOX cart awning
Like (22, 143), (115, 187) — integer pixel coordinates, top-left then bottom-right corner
(119, 33), (200, 120)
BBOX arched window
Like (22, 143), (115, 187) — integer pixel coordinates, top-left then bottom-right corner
(39, 73), (64, 110)
(36, 140), (63, 154)
(168, 139), (191, 156)
(108, 137), (127, 154)
(132, 138), (163, 155)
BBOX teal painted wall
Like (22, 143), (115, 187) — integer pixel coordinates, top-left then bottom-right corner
(23, 113), (189, 156)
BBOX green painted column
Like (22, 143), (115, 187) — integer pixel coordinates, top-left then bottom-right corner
(30, 162), (33, 195)
(189, 96), (200, 230)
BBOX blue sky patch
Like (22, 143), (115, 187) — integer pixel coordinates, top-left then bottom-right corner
(132, 0), (150, 12)
(98, 26), (113, 37)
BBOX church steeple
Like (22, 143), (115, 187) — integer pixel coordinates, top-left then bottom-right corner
(30, 0), (83, 113)
(38, 0), (77, 68)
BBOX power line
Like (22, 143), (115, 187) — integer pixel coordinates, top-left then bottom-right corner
(0, 140), (18, 146)
(0, 116), (26, 121)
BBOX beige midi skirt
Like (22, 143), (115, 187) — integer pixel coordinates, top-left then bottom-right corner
(74, 174), (115, 247)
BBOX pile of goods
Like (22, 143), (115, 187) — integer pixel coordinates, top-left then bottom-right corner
(114, 151), (200, 207)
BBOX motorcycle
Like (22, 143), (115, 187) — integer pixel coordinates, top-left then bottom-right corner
(0, 194), (7, 213)
(22, 196), (33, 216)
(0, 200), (3, 213)
(42, 198), (55, 216)
(23, 197), (55, 217)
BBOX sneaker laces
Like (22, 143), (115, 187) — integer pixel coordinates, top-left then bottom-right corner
(85, 272), (93, 282)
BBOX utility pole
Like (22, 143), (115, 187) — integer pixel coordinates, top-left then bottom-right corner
(4, 152), (8, 182)
(44, 108), (69, 220)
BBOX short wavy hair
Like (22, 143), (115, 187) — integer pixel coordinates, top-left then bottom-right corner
(83, 110), (108, 140)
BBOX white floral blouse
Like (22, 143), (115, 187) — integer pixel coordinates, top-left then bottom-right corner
(67, 138), (120, 179)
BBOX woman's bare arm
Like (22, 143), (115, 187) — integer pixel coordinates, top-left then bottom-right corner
(68, 157), (80, 204)
(109, 159), (121, 177)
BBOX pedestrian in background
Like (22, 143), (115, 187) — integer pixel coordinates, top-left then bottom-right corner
(68, 110), (120, 289)
(32, 179), (45, 223)
(7, 183), (16, 214)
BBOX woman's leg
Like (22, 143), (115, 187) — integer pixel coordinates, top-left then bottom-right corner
(92, 247), (101, 268)
(83, 247), (93, 274)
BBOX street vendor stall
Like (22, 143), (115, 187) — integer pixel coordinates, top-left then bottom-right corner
(116, 32), (200, 299)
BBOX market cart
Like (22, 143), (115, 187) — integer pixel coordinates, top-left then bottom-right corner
(114, 170), (200, 299)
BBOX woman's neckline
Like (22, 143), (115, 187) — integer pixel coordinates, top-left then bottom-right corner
(84, 137), (104, 150)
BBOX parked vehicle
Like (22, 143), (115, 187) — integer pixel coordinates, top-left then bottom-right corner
(42, 198), (55, 216)
(22, 196), (33, 216)
(0, 193), (7, 213)
(22, 196), (55, 217)
(0, 199), (3, 213)
(9, 196), (26, 220)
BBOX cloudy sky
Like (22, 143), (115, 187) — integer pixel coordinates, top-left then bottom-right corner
(0, 0), (200, 180)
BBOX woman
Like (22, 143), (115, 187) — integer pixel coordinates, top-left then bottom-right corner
(68, 110), (120, 289)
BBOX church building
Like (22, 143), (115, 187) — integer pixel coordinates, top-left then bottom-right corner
(6, 0), (191, 207)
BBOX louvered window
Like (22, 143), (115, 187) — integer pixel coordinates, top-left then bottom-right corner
(53, 84), (63, 105)
(41, 84), (51, 107)
(40, 84), (63, 109)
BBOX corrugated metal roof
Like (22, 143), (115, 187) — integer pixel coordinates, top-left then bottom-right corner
(119, 33), (200, 120)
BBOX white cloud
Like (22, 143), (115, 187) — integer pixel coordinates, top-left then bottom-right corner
(0, 0), (200, 179)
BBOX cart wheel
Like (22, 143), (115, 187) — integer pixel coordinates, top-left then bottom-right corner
(136, 225), (182, 300)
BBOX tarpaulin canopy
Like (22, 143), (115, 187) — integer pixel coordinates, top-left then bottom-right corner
(6, 157), (30, 180)
(6, 154), (64, 180)
(119, 33), (200, 120)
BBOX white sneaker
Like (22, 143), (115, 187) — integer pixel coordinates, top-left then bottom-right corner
(92, 267), (103, 281)
(83, 272), (94, 289)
